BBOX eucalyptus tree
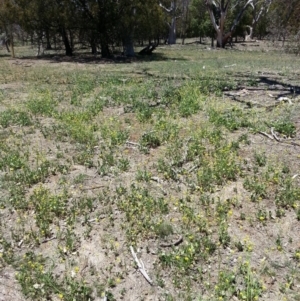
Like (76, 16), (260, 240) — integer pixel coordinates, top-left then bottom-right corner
(268, 0), (300, 45)
(121, 0), (165, 55)
(74, 0), (127, 57)
(204, 0), (255, 47)
(0, 0), (18, 56)
(189, 0), (214, 43)
(245, 0), (273, 39)
(159, 0), (181, 44)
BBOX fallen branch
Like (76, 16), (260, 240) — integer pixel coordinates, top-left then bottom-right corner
(271, 127), (280, 142)
(151, 176), (163, 183)
(160, 236), (183, 247)
(257, 132), (300, 147)
(130, 246), (153, 285)
(278, 97), (293, 105)
(126, 140), (140, 147)
(258, 131), (274, 140)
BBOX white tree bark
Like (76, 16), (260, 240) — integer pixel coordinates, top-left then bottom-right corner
(205, 0), (255, 47)
(160, 1), (177, 44)
(247, 0), (273, 39)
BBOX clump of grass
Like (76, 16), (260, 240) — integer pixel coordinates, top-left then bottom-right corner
(0, 109), (32, 128)
(209, 107), (252, 131)
(272, 120), (296, 137)
(58, 111), (97, 145)
(139, 131), (161, 153)
(29, 185), (68, 237)
(117, 185), (169, 243)
(27, 90), (57, 116)
(155, 222), (174, 238)
(275, 177), (300, 210)
(16, 252), (93, 301)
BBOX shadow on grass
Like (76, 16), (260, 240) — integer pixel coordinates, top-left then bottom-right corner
(258, 76), (300, 97)
(227, 71), (300, 97)
(11, 51), (187, 65)
(0, 53), (11, 58)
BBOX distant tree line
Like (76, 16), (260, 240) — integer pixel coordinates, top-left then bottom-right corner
(0, 0), (299, 57)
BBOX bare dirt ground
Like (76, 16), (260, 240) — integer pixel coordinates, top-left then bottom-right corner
(0, 40), (300, 301)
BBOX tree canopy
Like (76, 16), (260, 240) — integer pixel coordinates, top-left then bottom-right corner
(0, 0), (299, 56)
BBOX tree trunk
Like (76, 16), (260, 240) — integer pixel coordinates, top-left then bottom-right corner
(69, 30), (74, 49)
(45, 29), (52, 50)
(206, 0), (254, 48)
(90, 35), (97, 54)
(100, 36), (111, 58)
(9, 25), (14, 57)
(60, 27), (72, 56)
(160, 1), (177, 45)
(123, 35), (135, 57)
(91, 42), (97, 55)
(216, 30), (223, 47)
(168, 17), (176, 44)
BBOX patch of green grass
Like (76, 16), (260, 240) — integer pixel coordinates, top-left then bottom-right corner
(0, 109), (32, 128)
(16, 252), (93, 301)
(29, 185), (68, 237)
(117, 185), (169, 243)
(272, 119), (296, 137)
(275, 177), (300, 210)
(27, 90), (57, 116)
(209, 107), (252, 131)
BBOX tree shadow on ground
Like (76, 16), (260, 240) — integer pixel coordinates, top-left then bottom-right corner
(11, 51), (187, 65)
(227, 71), (300, 98)
(257, 76), (300, 98)
(0, 53), (11, 58)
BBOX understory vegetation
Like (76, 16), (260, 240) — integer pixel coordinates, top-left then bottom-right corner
(0, 42), (300, 301)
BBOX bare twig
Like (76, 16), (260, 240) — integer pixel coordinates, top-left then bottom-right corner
(130, 246), (153, 285)
(80, 257), (89, 277)
(126, 141), (140, 147)
(160, 236), (183, 247)
(41, 236), (57, 244)
(187, 165), (199, 173)
(224, 64), (236, 68)
(151, 176), (163, 183)
(80, 185), (105, 191)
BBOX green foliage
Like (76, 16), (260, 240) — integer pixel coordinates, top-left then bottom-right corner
(272, 120), (296, 137)
(27, 90), (57, 116)
(209, 107), (252, 131)
(117, 185), (169, 243)
(16, 252), (92, 301)
(0, 109), (32, 128)
(244, 176), (267, 202)
(29, 186), (68, 237)
(275, 177), (300, 210)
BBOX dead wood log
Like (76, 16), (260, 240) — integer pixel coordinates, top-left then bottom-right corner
(139, 43), (157, 55)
